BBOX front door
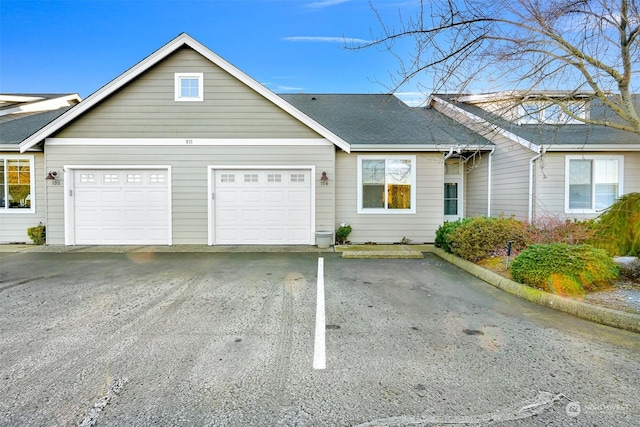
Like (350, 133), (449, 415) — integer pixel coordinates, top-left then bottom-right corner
(444, 159), (463, 222)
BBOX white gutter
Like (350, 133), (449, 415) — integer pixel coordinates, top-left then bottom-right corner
(487, 146), (495, 216)
(528, 151), (544, 223)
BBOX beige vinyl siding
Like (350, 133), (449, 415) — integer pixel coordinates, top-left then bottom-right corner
(45, 144), (335, 245)
(534, 151), (640, 221)
(489, 135), (534, 219)
(465, 153), (489, 217)
(0, 152), (47, 243)
(336, 152), (443, 244)
(54, 47), (319, 139)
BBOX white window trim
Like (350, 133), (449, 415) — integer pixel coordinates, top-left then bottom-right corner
(174, 72), (204, 102)
(0, 154), (35, 214)
(564, 155), (624, 213)
(519, 101), (587, 125)
(357, 155), (416, 214)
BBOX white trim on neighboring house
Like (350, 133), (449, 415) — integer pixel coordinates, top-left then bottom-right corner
(19, 33), (350, 153)
(0, 94), (81, 116)
(429, 96), (541, 154)
(63, 165), (173, 245)
(207, 165), (316, 245)
(46, 138), (335, 147)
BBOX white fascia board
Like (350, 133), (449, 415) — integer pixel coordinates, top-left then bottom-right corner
(46, 138), (335, 146)
(20, 33), (350, 153)
(348, 144), (493, 152)
(0, 95), (45, 103)
(431, 96), (541, 154)
(543, 144), (640, 152)
(0, 145), (21, 151)
(0, 94), (81, 117)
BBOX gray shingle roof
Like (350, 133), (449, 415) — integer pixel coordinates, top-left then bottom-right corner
(279, 94), (491, 148)
(0, 108), (71, 145)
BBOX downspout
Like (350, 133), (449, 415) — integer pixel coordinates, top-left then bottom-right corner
(487, 146), (495, 217)
(443, 147), (455, 160)
(528, 151), (543, 223)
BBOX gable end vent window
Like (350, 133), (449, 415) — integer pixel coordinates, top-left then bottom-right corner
(357, 155), (416, 214)
(175, 73), (204, 102)
(565, 155), (623, 213)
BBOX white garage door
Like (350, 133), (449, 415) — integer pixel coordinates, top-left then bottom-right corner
(213, 169), (312, 244)
(72, 169), (170, 245)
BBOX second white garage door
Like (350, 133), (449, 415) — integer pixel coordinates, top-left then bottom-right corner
(213, 169), (312, 245)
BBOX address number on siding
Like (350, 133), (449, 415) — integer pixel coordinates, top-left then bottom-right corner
(185, 139), (193, 144)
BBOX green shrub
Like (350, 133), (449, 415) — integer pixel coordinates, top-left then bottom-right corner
(336, 223), (352, 244)
(511, 244), (619, 296)
(435, 218), (470, 253)
(591, 192), (640, 256)
(27, 224), (46, 245)
(448, 216), (527, 261)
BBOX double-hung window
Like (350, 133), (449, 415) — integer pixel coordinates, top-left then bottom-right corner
(358, 155), (416, 214)
(566, 155), (623, 212)
(0, 156), (34, 212)
(174, 72), (204, 102)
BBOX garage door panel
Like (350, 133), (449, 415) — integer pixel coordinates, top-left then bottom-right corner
(241, 209), (264, 222)
(265, 209), (285, 222)
(72, 169), (170, 245)
(213, 169), (311, 245)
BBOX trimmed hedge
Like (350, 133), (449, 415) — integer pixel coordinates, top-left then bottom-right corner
(448, 216), (527, 261)
(435, 218), (470, 253)
(511, 243), (619, 296)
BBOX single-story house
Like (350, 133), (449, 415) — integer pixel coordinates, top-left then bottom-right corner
(428, 93), (640, 223)
(5, 34), (639, 246)
(1, 94), (81, 243)
(10, 33), (491, 246)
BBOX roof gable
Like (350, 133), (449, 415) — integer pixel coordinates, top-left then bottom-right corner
(19, 33), (350, 152)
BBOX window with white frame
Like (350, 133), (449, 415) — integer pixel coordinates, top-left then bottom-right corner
(0, 156), (34, 211)
(358, 156), (416, 213)
(566, 155), (623, 212)
(520, 101), (587, 124)
(174, 72), (204, 102)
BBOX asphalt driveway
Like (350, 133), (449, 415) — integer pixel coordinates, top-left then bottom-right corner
(0, 251), (639, 426)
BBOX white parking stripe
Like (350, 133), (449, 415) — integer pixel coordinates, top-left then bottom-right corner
(313, 257), (326, 370)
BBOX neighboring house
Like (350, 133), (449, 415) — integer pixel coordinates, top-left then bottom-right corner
(429, 92), (640, 223)
(0, 94), (81, 243)
(15, 33), (491, 246)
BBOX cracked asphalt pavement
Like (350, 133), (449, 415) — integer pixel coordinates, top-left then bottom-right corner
(1, 251), (639, 426)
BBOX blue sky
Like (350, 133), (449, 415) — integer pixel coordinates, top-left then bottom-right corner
(1, 0), (428, 104)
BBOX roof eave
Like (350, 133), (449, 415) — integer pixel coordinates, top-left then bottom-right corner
(20, 33), (351, 153)
(543, 144), (640, 151)
(349, 143), (493, 152)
